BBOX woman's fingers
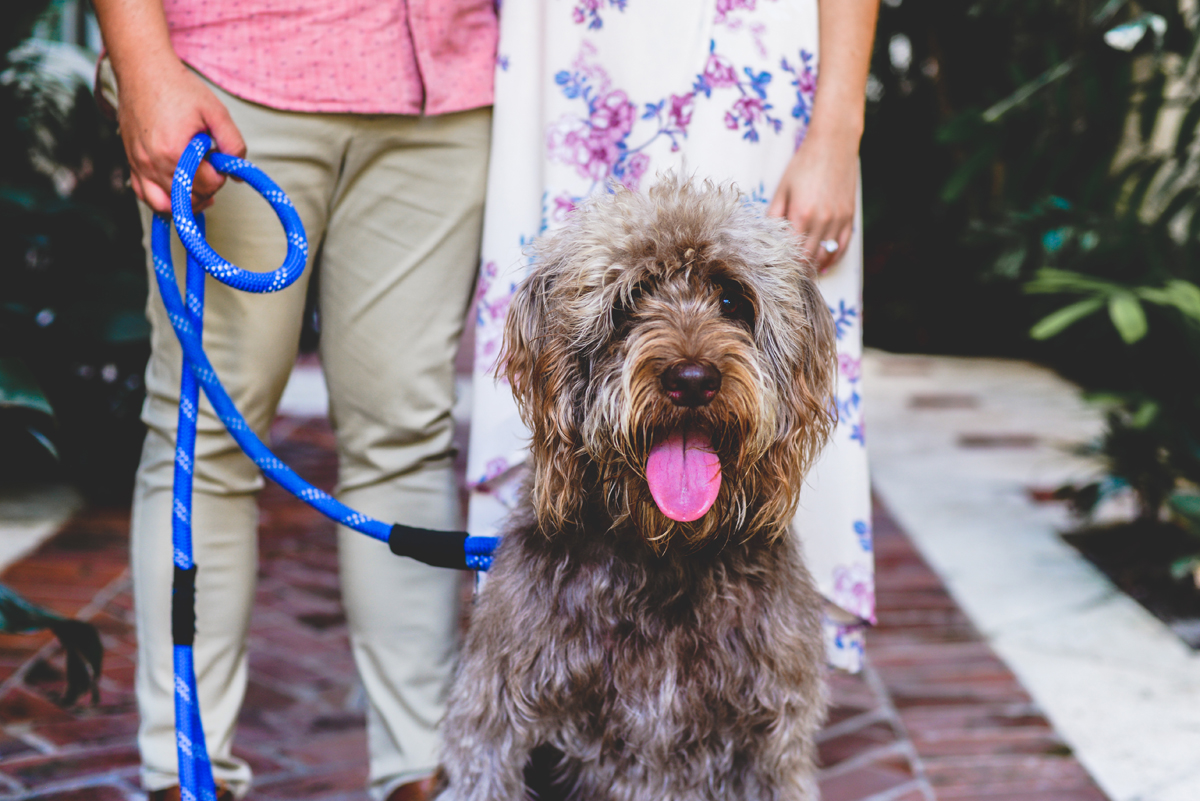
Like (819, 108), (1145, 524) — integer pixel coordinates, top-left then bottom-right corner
(811, 225), (836, 273)
(815, 217), (854, 273)
(766, 190), (788, 222)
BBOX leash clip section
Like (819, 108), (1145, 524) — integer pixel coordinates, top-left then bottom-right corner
(388, 526), (500, 571)
(171, 566), (198, 646)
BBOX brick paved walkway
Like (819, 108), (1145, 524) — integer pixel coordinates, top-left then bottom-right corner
(0, 417), (1109, 801)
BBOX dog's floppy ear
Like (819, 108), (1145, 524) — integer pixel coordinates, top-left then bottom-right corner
(793, 275), (838, 443)
(501, 264), (589, 530)
(751, 253), (838, 536)
(501, 268), (553, 411)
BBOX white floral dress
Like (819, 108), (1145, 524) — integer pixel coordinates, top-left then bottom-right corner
(467, 0), (874, 671)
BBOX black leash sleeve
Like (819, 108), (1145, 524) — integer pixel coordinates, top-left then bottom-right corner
(388, 524), (470, 570)
(172, 565), (198, 646)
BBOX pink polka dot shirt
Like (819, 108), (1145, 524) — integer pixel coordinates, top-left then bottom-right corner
(162, 0), (498, 115)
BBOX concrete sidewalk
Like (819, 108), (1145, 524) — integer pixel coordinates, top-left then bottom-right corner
(863, 350), (1200, 801)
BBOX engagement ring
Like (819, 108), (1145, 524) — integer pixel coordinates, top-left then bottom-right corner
(820, 239), (839, 254)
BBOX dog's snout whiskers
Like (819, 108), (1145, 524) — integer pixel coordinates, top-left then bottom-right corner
(661, 362), (722, 407)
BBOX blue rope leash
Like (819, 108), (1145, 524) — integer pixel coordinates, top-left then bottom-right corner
(155, 133), (498, 799)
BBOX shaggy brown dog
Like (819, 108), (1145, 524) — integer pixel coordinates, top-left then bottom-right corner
(437, 176), (837, 801)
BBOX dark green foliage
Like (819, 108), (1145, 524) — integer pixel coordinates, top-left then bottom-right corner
(0, 0), (52, 56)
(865, 1), (1200, 540)
(1, 2), (149, 502)
(862, 0), (1181, 355)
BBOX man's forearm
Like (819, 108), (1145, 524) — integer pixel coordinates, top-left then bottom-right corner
(810, 0), (879, 143)
(92, 0), (180, 84)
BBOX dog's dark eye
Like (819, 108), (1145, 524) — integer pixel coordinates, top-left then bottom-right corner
(717, 282), (755, 329)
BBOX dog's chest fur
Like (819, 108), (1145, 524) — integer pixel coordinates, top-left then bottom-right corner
(469, 518), (826, 768)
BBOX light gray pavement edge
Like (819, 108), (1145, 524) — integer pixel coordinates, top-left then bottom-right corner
(862, 349), (1200, 801)
(0, 483), (82, 574)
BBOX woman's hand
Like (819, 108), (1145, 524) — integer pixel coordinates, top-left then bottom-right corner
(116, 59), (246, 214)
(770, 0), (878, 273)
(768, 130), (860, 274)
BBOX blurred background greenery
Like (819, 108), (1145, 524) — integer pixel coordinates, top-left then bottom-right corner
(864, 0), (1200, 577)
(1, 0), (146, 503)
(1, 1), (1198, 575)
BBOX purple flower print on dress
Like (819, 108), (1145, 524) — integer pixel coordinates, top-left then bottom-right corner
(839, 354), (862, 381)
(832, 563), (876, 623)
(552, 193), (579, 224)
(829, 299), (858, 340)
(547, 113), (623, 182)
(726, 94), (780, 142)
(476, 456), (512, 488)
(623, 152), (651, 190)
(640, 92), (696, 155)
(474, 261), (516, 374)
(851, 420), (866, 446)
(714, 0), (757, 25)
(475, 259), (498, 300)
(694, 41), (783, 143)
(781, 49), (818, 150)
(573, 0), (627, 30)
(668, 93), (695, 133)
(550, 50), (639, 184)
(550, 45), (698, 193)
(696, 51), (739, 94)
(593, 89), (636, 137)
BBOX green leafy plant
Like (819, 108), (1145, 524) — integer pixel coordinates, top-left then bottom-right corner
(860, 0), (1180, 354)
(1023, 252), (1200, 529)
(1027, 269), (1200, 344)
(1166, 494), (1200, 588)
(864, 2), (1200, 597)
(977, 5), (1200, 537)
(0, 355), (55, 452)
(1, 2), (149, 500)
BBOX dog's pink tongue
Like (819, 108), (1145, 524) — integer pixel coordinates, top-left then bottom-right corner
(646, 430), (722, 522)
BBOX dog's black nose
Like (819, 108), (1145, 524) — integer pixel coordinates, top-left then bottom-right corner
(661, 362), (722, 407)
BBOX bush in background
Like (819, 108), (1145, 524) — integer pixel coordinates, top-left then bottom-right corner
(1, 0), (148, 503)
(862, 0), (1200, 575)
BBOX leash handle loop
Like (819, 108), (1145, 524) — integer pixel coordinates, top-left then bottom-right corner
(171, 133), (308, 294)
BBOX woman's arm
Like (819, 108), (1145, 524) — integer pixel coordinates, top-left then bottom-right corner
(93, 0), (245, 212)
(767, 0), (879, 272)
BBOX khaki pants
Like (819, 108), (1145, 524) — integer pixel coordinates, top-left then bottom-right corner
(125, 73), (489, 798)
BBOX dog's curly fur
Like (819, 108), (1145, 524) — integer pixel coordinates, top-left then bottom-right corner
(437, 176), (838, 801)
